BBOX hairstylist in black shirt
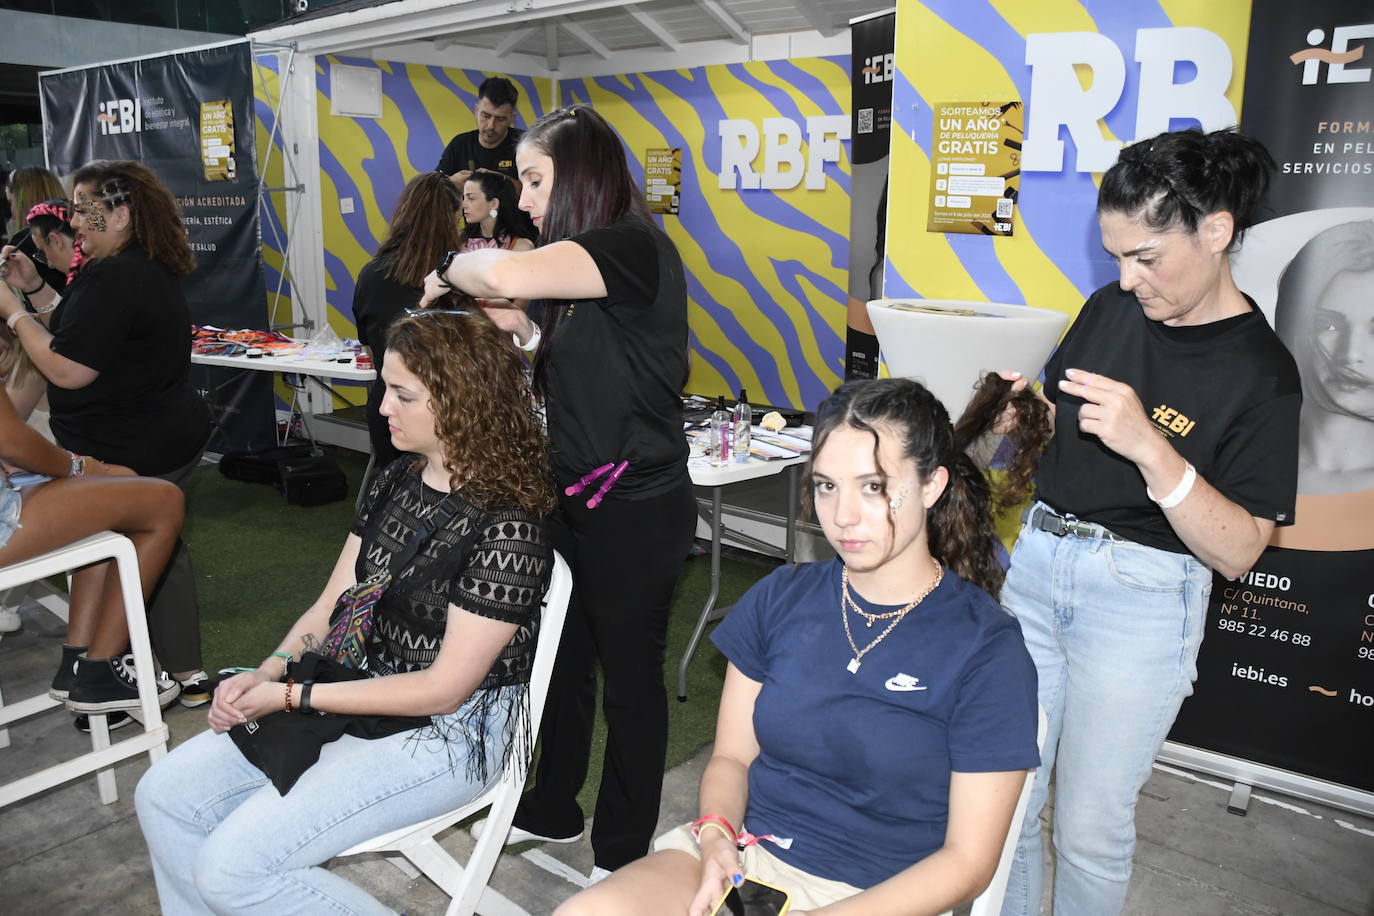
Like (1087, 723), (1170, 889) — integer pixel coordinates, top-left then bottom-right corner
(996, 129), (1301, 916)
(0, 159), (212, 704)
(423, 104), (694, 880)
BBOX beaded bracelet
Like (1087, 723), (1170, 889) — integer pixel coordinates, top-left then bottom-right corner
(284, 677), (295, 713)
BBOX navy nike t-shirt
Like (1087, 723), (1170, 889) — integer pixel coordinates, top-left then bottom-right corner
(711, 558), (1039, 888)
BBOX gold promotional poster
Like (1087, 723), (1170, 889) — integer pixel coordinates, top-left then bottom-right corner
(644, 147), (681, 215)
(200, 99), (236, 182)
(926, 100), (1022, 236)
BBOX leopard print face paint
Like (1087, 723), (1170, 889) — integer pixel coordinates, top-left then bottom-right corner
(74, 192), (108, 234)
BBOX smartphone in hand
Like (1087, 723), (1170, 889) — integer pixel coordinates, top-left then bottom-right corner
(710, 877), (791, 916)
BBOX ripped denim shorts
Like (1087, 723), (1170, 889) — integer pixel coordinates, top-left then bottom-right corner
(0, 486), (22, 551)
(0, 472), (50, 551)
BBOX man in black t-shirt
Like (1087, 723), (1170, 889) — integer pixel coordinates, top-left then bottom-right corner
(436, 76), (523, 192)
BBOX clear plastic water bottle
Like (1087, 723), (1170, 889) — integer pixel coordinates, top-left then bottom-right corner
(731, 389), (751, 463)
(709, 395), (731, 467)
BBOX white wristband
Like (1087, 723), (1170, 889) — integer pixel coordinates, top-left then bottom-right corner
(7, 310), (35, 331)
(514, 323), (541, 352)
(1148, 461), (1196, 509)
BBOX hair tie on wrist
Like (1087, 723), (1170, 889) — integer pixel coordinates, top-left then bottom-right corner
(690, 814), (737, 846)
(21, 280), (45, 296)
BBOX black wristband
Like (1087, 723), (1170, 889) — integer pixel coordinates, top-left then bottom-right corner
(433, 249), (458, 288)
(298, 679), (315, 714)
(21, 280), (45, 296)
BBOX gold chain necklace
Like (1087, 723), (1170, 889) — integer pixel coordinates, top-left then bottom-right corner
(840, 560), (943, 674)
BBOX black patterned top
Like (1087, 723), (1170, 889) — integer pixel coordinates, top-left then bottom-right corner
(351, 456), (552, 687)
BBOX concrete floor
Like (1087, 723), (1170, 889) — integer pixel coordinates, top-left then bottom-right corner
(3, 597), (1372, 916)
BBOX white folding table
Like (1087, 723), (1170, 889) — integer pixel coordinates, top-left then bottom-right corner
(678, 453), (807, 701)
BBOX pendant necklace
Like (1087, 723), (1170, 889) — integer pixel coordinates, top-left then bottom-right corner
(841, 560), (943, 674)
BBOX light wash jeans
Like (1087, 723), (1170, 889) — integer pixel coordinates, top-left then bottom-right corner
(135, 687), (518, 915)
(999, 507), (1211, 916)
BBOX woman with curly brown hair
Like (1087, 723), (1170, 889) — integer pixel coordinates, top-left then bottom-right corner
(352, 171), (465, 465)
(136, 307), (556, 913)
(0, 159), (212, 705)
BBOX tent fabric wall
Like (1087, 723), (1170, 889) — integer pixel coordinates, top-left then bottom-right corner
(883, 0), (1252, 320)
(561, 58), (853, 411)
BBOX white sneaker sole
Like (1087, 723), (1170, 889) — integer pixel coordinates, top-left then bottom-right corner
(470, 818), (584, 846)
(66, 682), (180, 713)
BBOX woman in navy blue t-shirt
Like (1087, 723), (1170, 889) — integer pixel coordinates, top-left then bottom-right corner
(557, 379), (1040, 916)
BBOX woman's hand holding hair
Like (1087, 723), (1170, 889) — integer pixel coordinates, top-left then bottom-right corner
(687, 830), (743, 916)
(993, 370), (1055, 434)
(480, 302), (535, 344)
(419, 269), (452, 308)
(206, 670), (271, 732)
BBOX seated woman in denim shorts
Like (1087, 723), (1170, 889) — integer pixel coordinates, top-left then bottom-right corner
(0, 300), (184, 715)
(558, 379), (1040, 916)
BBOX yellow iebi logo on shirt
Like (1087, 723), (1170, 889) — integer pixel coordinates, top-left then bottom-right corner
(1151, 404), (1196, 437)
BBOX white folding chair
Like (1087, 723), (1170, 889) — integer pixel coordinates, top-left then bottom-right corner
(0, 531), (170, 808)
(337, 550), (573, 916)
(961, 704), (1049, 916)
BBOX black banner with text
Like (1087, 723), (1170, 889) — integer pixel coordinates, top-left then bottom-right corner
(40, 41), (275, 453)
(845, 11), (895, 380)
(1167, 0), (1373, 798)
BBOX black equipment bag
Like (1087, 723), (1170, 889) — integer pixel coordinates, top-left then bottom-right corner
(277, 455), (349, 507)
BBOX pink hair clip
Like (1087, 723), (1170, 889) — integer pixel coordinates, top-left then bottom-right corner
(565, 462), (616, 497)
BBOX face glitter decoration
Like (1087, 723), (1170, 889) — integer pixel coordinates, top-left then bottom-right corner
(888, 480), (912, 514)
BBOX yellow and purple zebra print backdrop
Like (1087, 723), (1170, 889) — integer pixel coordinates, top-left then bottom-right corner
(254, 54), (553, 343)
(885, 0), (1252, 318)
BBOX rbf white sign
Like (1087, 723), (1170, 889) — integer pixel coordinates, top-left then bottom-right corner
(718, 115), (850, 190)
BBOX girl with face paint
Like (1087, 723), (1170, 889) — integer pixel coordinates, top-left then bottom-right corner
(557, 378), (1038, 916)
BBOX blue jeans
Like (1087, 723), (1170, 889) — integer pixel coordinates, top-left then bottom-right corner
(999, 508), (1211, 916)
(135, 687), (518, 915)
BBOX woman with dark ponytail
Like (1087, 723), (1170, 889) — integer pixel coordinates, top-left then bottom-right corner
(996, 128), (1301, 916)
(557, 377), (1039, 916)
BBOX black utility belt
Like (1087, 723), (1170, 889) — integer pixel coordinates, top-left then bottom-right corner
(1023, 504), (1126, 544)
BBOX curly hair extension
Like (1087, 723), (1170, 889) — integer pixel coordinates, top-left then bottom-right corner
(382, 300), (555, 515)
(953, 372), (1053, 516)
(70, 160), (195, 276)
(806, 378), (1005, 596)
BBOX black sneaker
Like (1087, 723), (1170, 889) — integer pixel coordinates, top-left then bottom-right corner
(176, 671), (212, 708)
(73, 711), (134, 733)
(66, 653), (180, 713)
(47, 644), (88, 700)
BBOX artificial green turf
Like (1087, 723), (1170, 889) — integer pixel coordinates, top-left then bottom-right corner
(183, 452), (776, 817)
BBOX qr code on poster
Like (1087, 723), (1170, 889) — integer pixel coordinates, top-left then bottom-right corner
(996, 197), (1013, 219)
(857, 108), (874, 134)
